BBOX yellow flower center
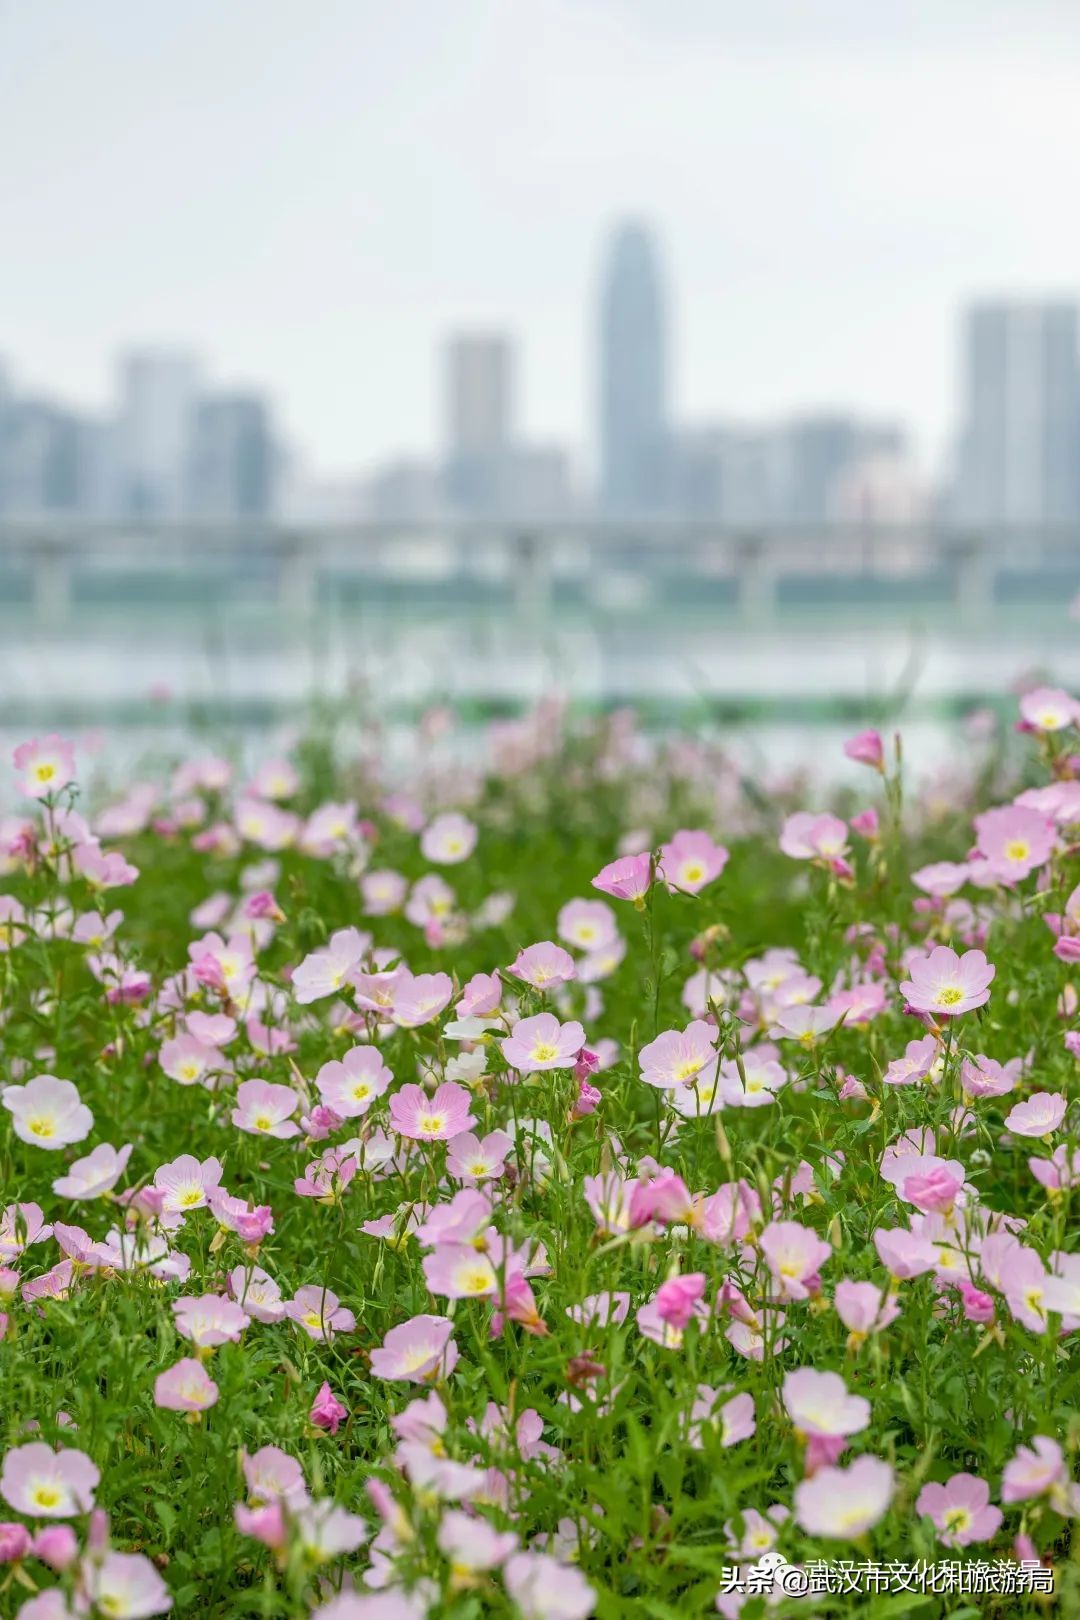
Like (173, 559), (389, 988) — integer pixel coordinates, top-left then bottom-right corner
(254, 1115), (273, 1131)
(418, 1113), (446, 1134)
(32, 1484), (61, 1508)
(28, 1117), (56, 1138)
(935, 985), (964, 1007)
(1005, 839), (1030, 862)
(531, 1043), (558, 1062)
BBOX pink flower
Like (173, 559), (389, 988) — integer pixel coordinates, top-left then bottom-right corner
(509, 941), (576, 989)
(153, 1154), (224, 1213)
(316, 1045), (393, 1118)
(638, 1020), (719, 1090)
(769, 1005), (839, 1046)
(899, 946), (995, 1017)
(210, 1193), (274, 1245)
(1, 1076), (93, 1151)
(231, 1079), (301, 1139)
(0, 1444), (99, 1517)
(782, 1368), (870, 1438)
(13, 734), (76, 799)
(445, 1130), (513, 1183)
(843, 729), (885, 770)
(903, 1164), (964, 1214)
(391, 970), (454, 1028)
(310, 1381), (348, 1435)
(154, 1357), (219, 1412)
(229, 1265), (285, 1324)
(292, 928), (368, 1005)
(850, 807), (880, 840)
(83, 1551), (173, 1618)
(369, 1313), (458, 1383)
(779, 811), (849, 863)
(423, 1245), (500, 1299)
(437, 1507), (518, 1571)
(0, 1520), (30, 1562)
(883, 1035), (939, 1086)
(501, 1013), (586, 1074)
(1005, 1092), (1067, 1138)
(556, 899), (617, 952)
(390, 1082), (475, 1141)
(160, 1034), (227, 1089)
(591, 852), (653, 904)
(1019, 685), (1078, 732)
(172, 1293), (249, 1348)
(361, 869), (408, 916)
(793, 1454), (893, 1538)
(285, 1286), (356, 1342)
(912, 860), (971, 896)
(1028, 1145), (1080, 1191)
(1002, 1436), (1071, 1505)
(873, 1226), (936, 1279)
(421, 812), (477, 864)
(833, 1280), (900, 1339)
(916, 1473), (1003, 1547)
(29, 1524), (77, 1570)
(759, 1221), (832, 1300)
(655, 1273), (707, 1329)
(457, 971), (502, 1016)
(960, 1053), (1018, 1098)
(503, 1551), (596, 1620)
(51, 1141), (131, 1200)
(658, 829), (729, 894)
(974, 805), (1055, 883)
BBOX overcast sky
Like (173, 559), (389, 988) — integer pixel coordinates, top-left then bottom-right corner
(2, 0), (1079, 480)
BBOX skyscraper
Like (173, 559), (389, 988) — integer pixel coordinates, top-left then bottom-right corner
(598, 221), (668, 514)
(444, 333), (514, 514)
(187, 394), (275, 520)
(954, 302), (1080, 525)
(117, 349), (200, 519)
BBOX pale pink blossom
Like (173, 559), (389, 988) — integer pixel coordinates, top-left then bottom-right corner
(1005, 1091), (1067, 1138)
(391, 970), (454, 1028)
(0, 1444), (99, 1517)
(509, 941), (576, 989)
(231, 1079), (301, 1139)
(759, 1221), (832, 1300)
(501, 1013), (586, 1074)
(390, 1082), (475, 1141)
(445, 1130), (513, 1183)
(503, 1551), (596, 1619)
(153, 1360), (220, 1412)
(316, 1045), (394, 1118)
(13, 735), (76, 799)
(285, 1286), (356, 1342)
(793, 1454), (893, 1538)
(421, 812), (477, 864)
(639, 1020), (719, 1089)
(1019, 685), (1078, 732)
(782, 1368), (870, 1438)
(591, 852), (653, 903)
(51, 1142), (131, 1200)
(2, 1076), (93, 1151)
(154, 1154), (223, 1213)
(659, 828), (729, 894)
(556, 899), (618, 952)
(369, 1313), (458, 1383)
(172, 1293), (249, 1348)
(916, 1473), (1003, 1547)
(899, 946), (995, 1017)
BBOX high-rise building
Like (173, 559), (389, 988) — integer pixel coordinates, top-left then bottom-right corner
(187, 394), (275, 521)
(444, 333), (514, 514)
(117, 349), (201, 518)
(598, 220), (668, 514)
(954, 302), (1080, 525)
(780, 415), (906, 525)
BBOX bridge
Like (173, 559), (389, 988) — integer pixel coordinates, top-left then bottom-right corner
(0, 523), (1078, 732)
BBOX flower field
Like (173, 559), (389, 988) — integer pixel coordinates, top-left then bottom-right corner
(3, 694), (1080, 1618)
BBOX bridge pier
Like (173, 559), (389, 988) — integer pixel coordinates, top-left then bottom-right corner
(737, 534), (776, 626)
(31, 540), (72, 630)
(277, 536), (318, 622)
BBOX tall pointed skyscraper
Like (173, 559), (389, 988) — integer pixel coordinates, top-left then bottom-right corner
(598, 221), (668, 514)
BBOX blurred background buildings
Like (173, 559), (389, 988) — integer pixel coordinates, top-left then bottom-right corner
(3, 220), (1078, 530)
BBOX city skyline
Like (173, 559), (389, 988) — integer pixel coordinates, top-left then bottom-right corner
(5, 254), (1080, 526)
(4, 1), (1080, 477)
